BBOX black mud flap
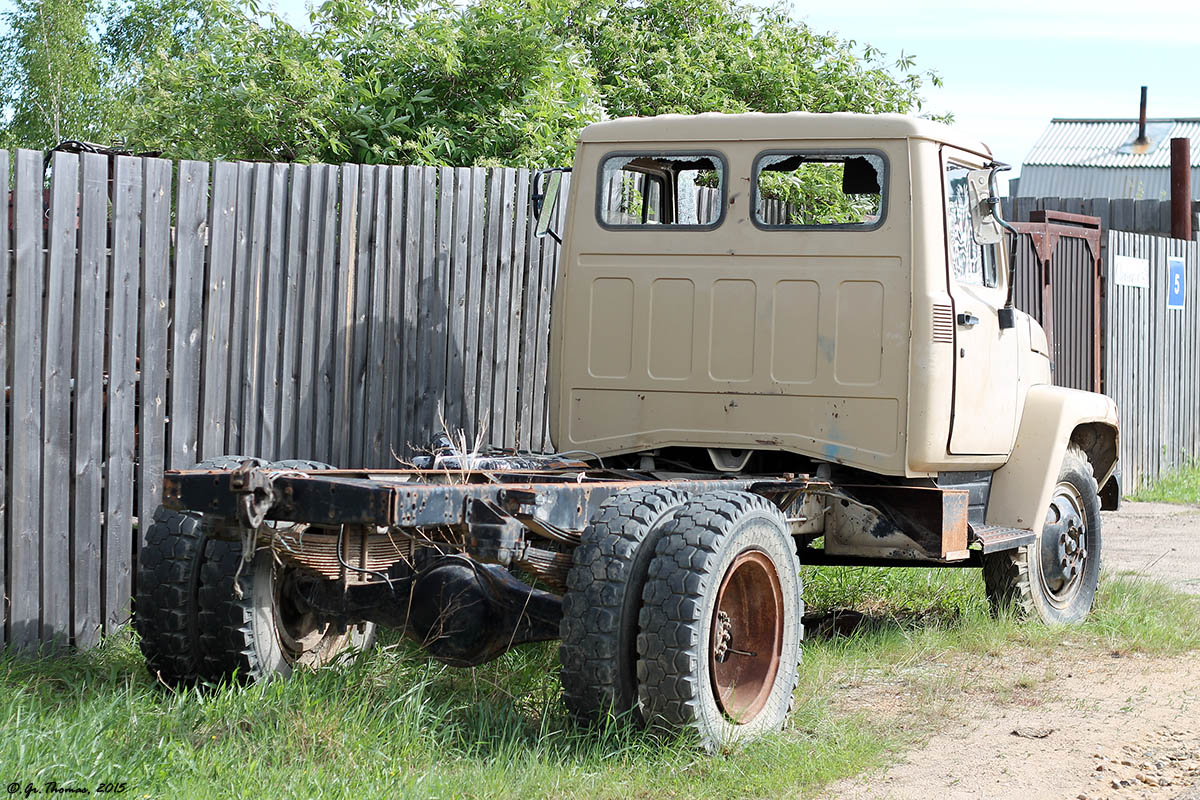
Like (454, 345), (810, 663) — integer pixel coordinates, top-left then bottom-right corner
(1099, 471), (1121, 511)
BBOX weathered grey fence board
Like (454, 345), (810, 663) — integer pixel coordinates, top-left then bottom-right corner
(429, 166), (454, 444)
(239, 163), (271, 458)
(41, 152), (79, 648)
(493, 168), (516, 447)
(400, 166), (422, 455)
(348, 165), (374, 466)
(73, 152), (107, 649)
(477, 169), (502, 444)
(1010, 195), (1200, 239)
(508, 169), (530, 448)
(169, 161), (210, 468)
(296, 165), (324, 459)
(463, 167), (486, 444)
(383, 167), (405, 459)
(313, 165), (339, 464)
(105, 156), (143, 632)
(518, 171), (542, 449)
(225, 162), (255, 454)
(415, 165), (438, 451)
(138, 159), (172, 552)
(257, 163), (289, 460)
(9, 150), (42, 648)
(445, 168), (471, 435)
(201, 162), (238, 459)
(0, 151), (8, 648)
(278, 165), (309, 459)
(365, 168), (390, 466)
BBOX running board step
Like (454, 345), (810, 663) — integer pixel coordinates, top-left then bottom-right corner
(970, 524), (1035, 554)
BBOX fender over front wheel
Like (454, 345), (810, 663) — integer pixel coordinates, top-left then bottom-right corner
(983, 444), (1102, 624)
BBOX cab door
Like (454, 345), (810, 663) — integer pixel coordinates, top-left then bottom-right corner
(944, 153), (1018, 454)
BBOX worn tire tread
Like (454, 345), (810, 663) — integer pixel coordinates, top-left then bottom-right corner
(983, 444), (1097, 620)
(559, 487), (689, 724)
(637, 491), (803, 744)
(133, 456), (266, 685)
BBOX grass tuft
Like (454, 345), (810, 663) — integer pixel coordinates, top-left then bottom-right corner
(1130, 461), (1200, 504)
(2, 570), (1197, 798)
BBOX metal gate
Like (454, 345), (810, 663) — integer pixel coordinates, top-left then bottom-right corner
(1010, 210), (1104, 393)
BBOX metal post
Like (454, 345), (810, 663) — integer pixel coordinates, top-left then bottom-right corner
(1170, 137), (1192, 240)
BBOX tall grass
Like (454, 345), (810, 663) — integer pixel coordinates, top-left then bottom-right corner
(1131, 461), (1200, 504)
(2, 571), (1196, 799)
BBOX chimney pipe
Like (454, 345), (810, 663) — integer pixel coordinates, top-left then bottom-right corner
(1134, 86), (1149, 147)
(1170, 137), (1192, 240)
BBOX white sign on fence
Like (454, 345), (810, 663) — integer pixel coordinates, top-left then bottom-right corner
(1167, 257), (1186, 310)
(1113, 255), (1150, 288)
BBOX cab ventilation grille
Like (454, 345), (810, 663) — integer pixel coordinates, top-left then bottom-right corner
(932, 304), (954, 343)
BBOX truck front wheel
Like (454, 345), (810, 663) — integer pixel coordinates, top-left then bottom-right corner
(637, 491), (803, 752)
(983, 445), (1102, 624)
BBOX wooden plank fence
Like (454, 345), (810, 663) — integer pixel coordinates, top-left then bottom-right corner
(1, 150), (567, 650)
(1103, 231), (1200, 493)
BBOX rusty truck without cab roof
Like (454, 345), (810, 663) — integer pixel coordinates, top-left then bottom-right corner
(137, 113), (1119, 752)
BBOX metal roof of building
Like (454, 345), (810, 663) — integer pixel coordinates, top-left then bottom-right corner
(1018, 118), (1200, 200)
(1015, 164), (1200, 201)
(1023, 118), (1200, 168)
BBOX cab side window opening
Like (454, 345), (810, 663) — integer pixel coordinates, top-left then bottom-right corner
(944, 163), (998, 287)
(597, 153), (724, 228)
(753, 151), (886, 228)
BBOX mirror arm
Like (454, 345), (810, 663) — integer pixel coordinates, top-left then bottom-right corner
(986, 161), (1019, 328)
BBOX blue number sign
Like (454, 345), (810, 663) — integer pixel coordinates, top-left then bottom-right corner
(1167, 257), (1185, 311)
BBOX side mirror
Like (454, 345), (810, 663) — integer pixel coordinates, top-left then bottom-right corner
(534, 169), (566, 242)
(966, 168), (1003, 245)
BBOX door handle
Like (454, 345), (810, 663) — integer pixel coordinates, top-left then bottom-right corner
(956, 312), (979, 327)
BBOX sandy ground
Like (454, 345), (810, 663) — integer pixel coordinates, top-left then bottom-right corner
(819, 501), (1200, 800)
(1102, 502), (1200, 595)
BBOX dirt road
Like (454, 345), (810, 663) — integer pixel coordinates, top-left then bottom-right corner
(1103, 502), (1200, 594)
(819, 501), (1200, 800)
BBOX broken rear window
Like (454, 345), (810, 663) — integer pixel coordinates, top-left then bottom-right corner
(753, 151), (887, 229)
(597, 153), (725, 229)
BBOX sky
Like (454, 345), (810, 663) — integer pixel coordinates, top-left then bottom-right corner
(792, 0), (1199, 191)
(265, 0), (1199, 194)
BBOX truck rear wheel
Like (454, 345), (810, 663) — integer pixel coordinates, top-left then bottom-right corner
(559, 487), (689, 725)
(196, 458), (375, 683)
(197, 543), (375, 682)
(134, 456), (265, 685)
(983, 445), (1102, 624)
(637, 491), (803, 752)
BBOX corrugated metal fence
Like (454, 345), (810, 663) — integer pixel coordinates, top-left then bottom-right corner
(1103, 231), (1200, 492)
(1, 149), (566, 651)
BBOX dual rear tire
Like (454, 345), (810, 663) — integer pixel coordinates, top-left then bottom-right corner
(134, 458), (374, 686)
(560, 489), (803, 751)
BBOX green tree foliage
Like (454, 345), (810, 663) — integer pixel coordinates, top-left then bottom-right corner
(0, 0), (115, 147)
(0, 0), (944, 166)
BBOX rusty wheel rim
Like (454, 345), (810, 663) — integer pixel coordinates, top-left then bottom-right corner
(272, 564), (340, 664)
(709, 549), (785, 724)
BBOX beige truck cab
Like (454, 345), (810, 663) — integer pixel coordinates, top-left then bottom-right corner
(539, 112), (1119, 622)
